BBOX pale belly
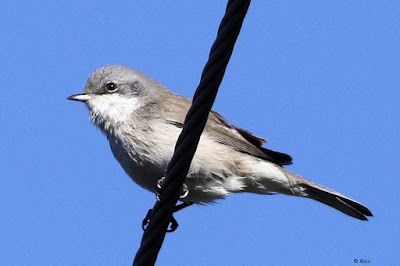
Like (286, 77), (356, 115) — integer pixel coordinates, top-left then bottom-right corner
(108, 133), (249, 204)
(106, 125), (289, 204)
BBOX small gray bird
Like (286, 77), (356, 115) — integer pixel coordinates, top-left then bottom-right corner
(68, 65), (372, 220)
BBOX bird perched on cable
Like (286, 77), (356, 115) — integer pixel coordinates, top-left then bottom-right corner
(68, 65), (372, 221)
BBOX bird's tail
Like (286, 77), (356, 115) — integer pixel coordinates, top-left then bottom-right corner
(301, 181), (373, 220)
(281, 169), (373, 220)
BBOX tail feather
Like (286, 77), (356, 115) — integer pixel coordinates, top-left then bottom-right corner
(303, 183), (373, 221)
(279, 168), (373, 220)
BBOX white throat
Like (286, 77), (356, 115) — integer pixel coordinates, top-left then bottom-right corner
(86, 94), (142, 135)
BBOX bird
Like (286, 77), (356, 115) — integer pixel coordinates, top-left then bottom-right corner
(68, 65), (373, 221)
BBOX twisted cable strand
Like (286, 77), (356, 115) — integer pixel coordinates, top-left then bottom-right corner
(133, 1), (251, 265)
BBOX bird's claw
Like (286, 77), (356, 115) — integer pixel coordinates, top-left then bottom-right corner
(166, 216), (179, 232)
(143, 178), (193, 233)
(142, 209), (179, 233)
(156, 176), (189, 201)
(142, 209), (152, 231)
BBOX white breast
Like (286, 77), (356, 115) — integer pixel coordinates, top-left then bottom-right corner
(108, 118), (181, 193)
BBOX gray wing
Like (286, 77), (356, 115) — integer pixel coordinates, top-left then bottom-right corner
(207, 111), (292, 165)
(156, 93), (292, 166)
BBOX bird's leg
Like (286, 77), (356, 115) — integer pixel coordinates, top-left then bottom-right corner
(155, 177), (190, 201)
(142, 201), (193, 232)
(174, 201), (193, 212)
(142, 177), (192, 232)
(166, 201), (193, 232)
(141, 209), (153, 231)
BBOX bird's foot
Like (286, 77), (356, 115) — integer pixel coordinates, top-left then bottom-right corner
(156, 176), (189, 201)
(142, 202), (193, 233)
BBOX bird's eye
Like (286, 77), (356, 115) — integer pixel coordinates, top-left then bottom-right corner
(106, 82), (118, 92)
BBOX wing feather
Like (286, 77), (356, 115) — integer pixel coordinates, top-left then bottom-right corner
(156, 93), (292, 165)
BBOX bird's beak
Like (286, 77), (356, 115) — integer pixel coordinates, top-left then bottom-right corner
(67, 93), (92, 102)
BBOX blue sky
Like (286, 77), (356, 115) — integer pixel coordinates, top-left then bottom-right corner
(2, 1), (399, 265)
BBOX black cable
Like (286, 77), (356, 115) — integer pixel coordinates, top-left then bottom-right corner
(133, 1), (251, 265)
